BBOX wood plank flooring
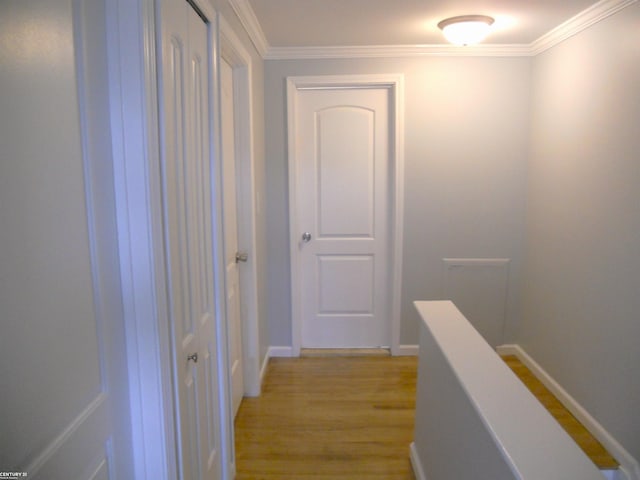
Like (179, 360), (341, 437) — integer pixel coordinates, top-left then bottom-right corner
(501, 355), (619, 470)
(234, 356), (418, 479)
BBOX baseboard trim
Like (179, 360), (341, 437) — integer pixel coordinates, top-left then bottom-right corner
(301, 348), (390, 357)
(392, 344), (419, 356)
(259, 347), (296, 391)
(602, 469), (627, 480)
(268, 345), (416, 357)
(496, 344), (640, 480)
(409, 442), (428, 480)
(267, 346), (296, 357)
(258, 350), (270, 390)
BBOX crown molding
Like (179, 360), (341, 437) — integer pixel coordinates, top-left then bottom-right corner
(231, 0), (637, 60)
(227, 0), (269, 57)
(264, 44), (534, 60)
(530, 0), (637, 55)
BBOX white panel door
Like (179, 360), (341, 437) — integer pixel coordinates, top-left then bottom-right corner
(160, 1), (220, 478)
(220, 57), (244, 417)
(294, 87), (390, 348)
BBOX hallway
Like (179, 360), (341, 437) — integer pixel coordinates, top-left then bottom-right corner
(234, 356), (418, 479)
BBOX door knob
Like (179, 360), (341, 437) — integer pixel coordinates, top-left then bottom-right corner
(187, 353), (198, 363)
(235, 251), (248, 263)
(302, 232), (312, 242)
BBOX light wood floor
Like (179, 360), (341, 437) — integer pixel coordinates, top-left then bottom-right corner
(234, 356), (418, 479)
(501, 355), (619, 470)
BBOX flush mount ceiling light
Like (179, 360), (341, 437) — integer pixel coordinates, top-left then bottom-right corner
(437, 15), (495, 46)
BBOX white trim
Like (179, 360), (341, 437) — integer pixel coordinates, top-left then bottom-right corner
(286, 74), (405, 357)
(286, 76), (301, 357)
(108, 1), (237, 478)
(417, 302), (603, 480)
(227, 0), (268, 57)
(106, 0), (177, 478)
(395, 345), (419, 356)
(189, 5), (238, 478)
(24, 394), (106, 475)
(73, 0), (107, 393)
(268, 346), (296, 358)
(443, 258), (511, 267)
(209, 10), (238, 480)
(258, 347), (295, 387)
(389, 74), (405, 358)
(259, 348), (271, 386)
(497, 344), (640, 480)
(266, 44), (534, 59)
(219, 15), (262, 400)
(409, 442), (428, 480)
(227, 0), (637, 59)
(603, 470), (627, 480)
(529, 0), (638, 55)
(73, 0), (133, 474)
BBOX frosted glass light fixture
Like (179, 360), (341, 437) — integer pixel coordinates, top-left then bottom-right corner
(438, 15), (495, 46)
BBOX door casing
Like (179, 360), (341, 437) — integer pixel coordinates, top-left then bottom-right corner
(286, 74), (405, 356)
(107, 0), (235, 478)
(220, 55), (245, 418)
(219, 17), (263, 398)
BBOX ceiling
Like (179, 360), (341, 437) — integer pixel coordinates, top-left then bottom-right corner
(233, 0), (631, 57)
(247, 0), (597, 47)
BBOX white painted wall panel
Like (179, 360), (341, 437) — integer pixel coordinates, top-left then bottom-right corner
(0, 0), (132, 476)
(442, 258), (510, 347)
(0, 0), (101, 468)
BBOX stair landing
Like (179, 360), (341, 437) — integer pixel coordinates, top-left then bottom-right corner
(501, 355), (619, 471)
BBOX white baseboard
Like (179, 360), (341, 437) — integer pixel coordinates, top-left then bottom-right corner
(258, 350), (270, 390)
(269, 345), (414, 357)
(496, 344), (640, 480)
(393, 344), (419, 356)
(602, 469), (627, 480)
(409, 442), (428, 480)
(257, 347), (296, 393)
(267, 346), (296, 357)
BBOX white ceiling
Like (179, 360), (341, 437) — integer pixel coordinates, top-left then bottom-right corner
(244, 0), (608, 51)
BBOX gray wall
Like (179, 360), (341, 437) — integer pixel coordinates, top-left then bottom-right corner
(0, 0), (132, 474)
(414, 306), (518, 480)
(519, 3), (640, 461)
(264, 56), (531, 346)
(413, 301), (604, 480)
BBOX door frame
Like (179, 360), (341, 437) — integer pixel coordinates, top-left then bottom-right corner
(286, 74), (405, 356)
(106, 0), (234, 478)
(219, 16), (262, 398)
